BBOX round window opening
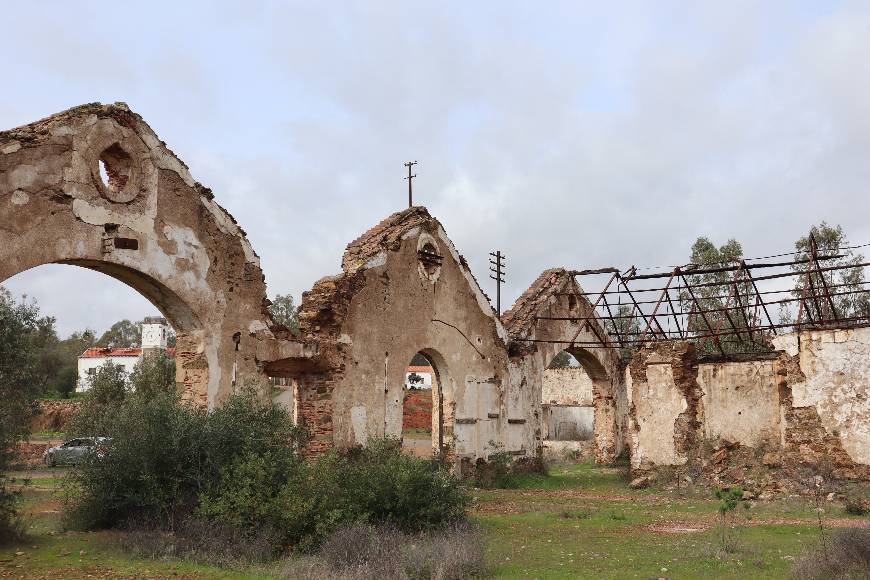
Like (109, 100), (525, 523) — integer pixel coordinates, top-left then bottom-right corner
(98, 143), (136, 202)
(419, 242), (442, 279)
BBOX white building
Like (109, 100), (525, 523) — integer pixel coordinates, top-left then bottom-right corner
(405, 365), (433, 389)
(77, 316), (174, 392)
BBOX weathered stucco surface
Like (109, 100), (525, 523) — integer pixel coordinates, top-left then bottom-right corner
(629, 331), (869, 478)
(773, 327), (870, 465)
(698, 360), (781, 448)
(542, 367), (593, 406)
(0, 104), (277, 406)
(627, 346), (698, 469)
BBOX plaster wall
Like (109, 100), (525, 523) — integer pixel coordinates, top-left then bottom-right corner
(628, 361), (688, 468)
(77, 355), (140, 391)
(774, 327), (870, 464)
(543, 406), (594, 440)
(629, 330), (870, 473)
(542, 367), (594, 406)
(698, 360), (780, 448)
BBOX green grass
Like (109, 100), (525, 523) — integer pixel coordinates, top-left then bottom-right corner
(402, 427), (433, 440)
(3, 461), (867, 578)
(1, 470), (268, 578)
(471, 461), (867, 578)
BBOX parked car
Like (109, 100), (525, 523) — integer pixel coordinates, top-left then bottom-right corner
(43, 437), (110, 467)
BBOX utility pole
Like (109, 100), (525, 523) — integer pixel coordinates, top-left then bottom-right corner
(489, 251), (506, 315)
(404, 161), (417, 207)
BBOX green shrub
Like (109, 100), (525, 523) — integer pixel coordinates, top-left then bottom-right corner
(67, 380), (467, 557)
(0, 479), (26, 545)
(0, 288), (47, 544)
(198, 437), (469, 551)
(844, 487), (869, 516)
(336, 438), (469, 532)
(65, 385), (305, 531)
(129, 352), (176, 398)
(470, 444), (548, 489)
(792, 527), (870, 579)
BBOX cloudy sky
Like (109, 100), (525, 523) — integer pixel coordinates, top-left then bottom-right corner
(3, 1), (870, 337)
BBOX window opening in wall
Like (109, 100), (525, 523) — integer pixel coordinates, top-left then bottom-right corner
(97, 143), (134, 200)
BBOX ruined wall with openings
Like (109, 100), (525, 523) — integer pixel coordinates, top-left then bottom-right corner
(772, 327), (870, 468)
(503, 269), (626, 463)
(628, 330), (869, 484)
(0, 104), (278, 407)
(265, 207), (513, 461)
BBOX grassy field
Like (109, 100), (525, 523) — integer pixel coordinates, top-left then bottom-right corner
(402, 427), (433, 440)
(2, 462), (866, 578)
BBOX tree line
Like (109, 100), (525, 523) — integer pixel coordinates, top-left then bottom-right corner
(0, 289), (178, 399)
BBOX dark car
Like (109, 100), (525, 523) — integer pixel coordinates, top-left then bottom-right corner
(43, 437), (110, 467)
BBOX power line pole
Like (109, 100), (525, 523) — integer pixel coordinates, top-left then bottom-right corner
(404, 160), (417, 207)
(489, 250), (506, 315)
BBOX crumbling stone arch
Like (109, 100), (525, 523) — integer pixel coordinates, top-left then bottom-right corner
(0, 103), (276, 406)
(503, 268), (626, 462)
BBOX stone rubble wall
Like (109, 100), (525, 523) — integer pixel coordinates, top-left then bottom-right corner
(628, 329), (870, 482)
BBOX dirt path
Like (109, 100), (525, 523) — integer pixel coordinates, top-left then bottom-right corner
(7, 469), (69, 480)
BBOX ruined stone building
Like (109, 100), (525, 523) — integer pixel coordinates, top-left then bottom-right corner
(2, 103), (867, 484)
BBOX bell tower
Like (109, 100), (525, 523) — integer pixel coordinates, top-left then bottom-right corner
(141, 316), (169, 351)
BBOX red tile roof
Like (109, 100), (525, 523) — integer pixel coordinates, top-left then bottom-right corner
(407, 365), (433, 373)
(79, 347), (177, 359)
(80, 347), (141, 359)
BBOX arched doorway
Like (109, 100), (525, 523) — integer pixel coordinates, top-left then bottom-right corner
(400, 349), (454, 457)
(542, 347), (610, 460)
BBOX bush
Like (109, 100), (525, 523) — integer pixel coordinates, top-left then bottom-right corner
(65, 384), (305, 531)
(792, 527), (870, 579)
(0, 288), (47, 544)
(470, 445), (548, 489)
(198, 437), (469, 551)
(129, 352), (176, 398)
(0, 481), (26, 545)
(282, 522), (487, 579)
(844, 487), (869, 516)
(115, 517), (279, 567)
(68, 379), (468, 558)
(336, 438), (470, 532)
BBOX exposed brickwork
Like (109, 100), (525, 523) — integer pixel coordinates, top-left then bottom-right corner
(630, 344), (869, 492)
(502, 268), (570, 346)
(341, 206), (432, 272)
(298, 373), (341, 455)
(775, 353), (868, 480)
(403, 389), (433, 430)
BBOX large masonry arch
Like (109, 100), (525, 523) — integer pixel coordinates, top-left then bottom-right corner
(0, 103), (277, 406)
(503, 268), (627, 462)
